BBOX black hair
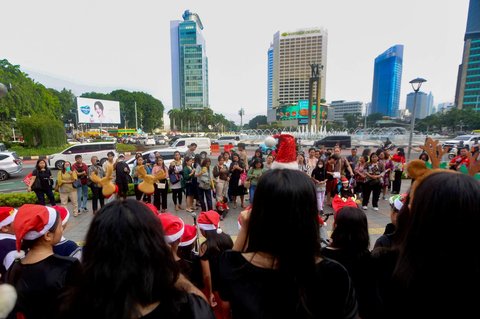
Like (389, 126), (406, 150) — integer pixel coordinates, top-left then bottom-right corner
(35, 159), (47, 171)
(61, 161), (72, 174)
(189, 143), (197, 147)
(193, 154), (202, 167)
(218, 155), (225, 161)
(396, 148), (405, 156)
(330, 207), (370, 257)
(63, 199), (181, 319)
(369, 152), (378, 162)
(94, 101), (104, 111)
(201, 229), (233, 259)
(201, 158), (211, 167)
(361, 155), (369, 162)
(75, 155), (82, 160)
(245, 169), (321, 314)
(308, 147), (316, 153)
(393, 172), (480, 313)
(107, 151), (115, 157)
(238, 142), (246, 149)
(251, 158), (264, 169)
(418, 152), (429, 161)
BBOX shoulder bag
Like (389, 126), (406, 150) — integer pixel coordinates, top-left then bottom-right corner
(72, 179), (82, 188)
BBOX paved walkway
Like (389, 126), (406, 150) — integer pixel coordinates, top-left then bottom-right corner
(64, 180), (412, 247)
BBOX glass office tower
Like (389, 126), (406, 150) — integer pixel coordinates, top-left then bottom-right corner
(370, 45), (404, 117)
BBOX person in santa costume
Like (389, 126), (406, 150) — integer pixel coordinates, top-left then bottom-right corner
(198, 210), (233, 318)
(271, 134), (299, 170)
(0, 207), (18, 281)
(5, 204), (82, 319)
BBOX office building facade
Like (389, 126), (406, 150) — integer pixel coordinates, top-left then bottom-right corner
(455, 0), (480, 110)
(170, 10), (209, 109)
(270, 28), (328, 115)
(329, 100), (363, 122)
(370, 45), (404, 117)
(406, 91), (429, 119)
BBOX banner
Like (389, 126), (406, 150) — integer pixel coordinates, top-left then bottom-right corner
(76, 97), (121, 124)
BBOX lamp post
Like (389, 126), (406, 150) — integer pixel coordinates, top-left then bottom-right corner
(407, 77), (427, 160)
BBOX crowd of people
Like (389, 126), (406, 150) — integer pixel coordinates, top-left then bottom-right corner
(1, 136), (478, 318)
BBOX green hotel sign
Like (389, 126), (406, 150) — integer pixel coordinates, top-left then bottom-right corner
(281, 30), (321, 37)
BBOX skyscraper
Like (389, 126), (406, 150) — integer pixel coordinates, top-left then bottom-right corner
(370, 45), (404, 117)
(267, 44), (274, 112)
(406, 91), (429, 119)
(270, 28), (328, 111)
(170, 10), (209, 109)
(455, 0), (480, 110)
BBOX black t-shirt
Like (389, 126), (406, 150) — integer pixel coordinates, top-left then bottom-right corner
(141, 293), (215, 319)
(115, 161), (130, 185)
(6, 254), (82, 319)
(32, 169), (52, 190)
(218, 250), (358, 319)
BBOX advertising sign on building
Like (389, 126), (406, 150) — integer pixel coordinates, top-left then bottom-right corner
(276, 100), (327, 122)
(76, 97), (121, 124)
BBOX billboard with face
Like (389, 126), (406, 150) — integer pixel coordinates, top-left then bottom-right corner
(77, 97), (121, 124)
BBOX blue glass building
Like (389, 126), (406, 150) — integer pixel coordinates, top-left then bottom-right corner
(170, 10), (209, 109)
(370, 45), (404, 117)
(455, 0), (480, 110)
(267, 44), (274, 111)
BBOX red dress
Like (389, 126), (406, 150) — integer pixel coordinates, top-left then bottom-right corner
(326, 163), (337, 195)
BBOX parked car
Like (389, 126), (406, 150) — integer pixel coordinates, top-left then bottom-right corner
(48, 142), (118, 170)
(442, 135), (480, 150)
(163, 137), (211, 157)
(314, 135), (352, 148)
(214, 135), (241, 147)
(154, 135), (167, 145)
(125, 149), (182, 183)
(145, 136), (156, 146)
(0, 151), (23, 181)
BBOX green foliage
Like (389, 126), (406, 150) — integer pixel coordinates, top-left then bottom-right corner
(343, 113), (362, 128)
(0, 59), (62, 121)
(168, 108), (236, 132)
(82, 90), (164, 132)
(17, 115), (66, 147)
(416, 108), (480, 133)
(0, 184), (135, 207)
(248, 115), (268, 129)
(116, 143), (137, 153)
(10, 144), (69, 156)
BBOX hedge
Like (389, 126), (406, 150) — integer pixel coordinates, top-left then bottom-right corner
(18, 115), (66, 147)
(0, 184), (135, 207)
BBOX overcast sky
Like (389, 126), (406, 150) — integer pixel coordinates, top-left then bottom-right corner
(1, 0), (470, 123)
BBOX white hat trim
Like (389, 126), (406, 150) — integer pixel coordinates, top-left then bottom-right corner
(0, 209), (17, 228)
(164, 224), (185, 243)
(198, 223), (216, 231)
(61, 209), (70, 226)
(23, 207), (57, 240)
(179, 235), (197, 247)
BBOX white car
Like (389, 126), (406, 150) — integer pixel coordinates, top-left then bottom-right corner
(0, 151), (23, 181)
(125, 150), (183, 183)
(214, 136), (240, 147)
(48, 142), (118, 170)
(145, 137), (156, 146)
(443, 135), (480, 150)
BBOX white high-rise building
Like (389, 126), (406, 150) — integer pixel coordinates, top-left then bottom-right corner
(329, 100), (363, 123)
(270, 28), (328, 111)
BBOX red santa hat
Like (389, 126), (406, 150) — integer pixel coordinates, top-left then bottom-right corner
(14, 204), (58, 251)
(157, 213), (185, 244)
(52, 206), (70, 226)
(144, 203), (159, 216)
(179, 224), (197, 247)
(198, 210), (222, 234)
(0, 207), (17, 228)
(341, 177), (349, 184)
(271, 134), (298, 170)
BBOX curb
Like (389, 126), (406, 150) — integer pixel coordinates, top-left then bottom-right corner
(18, 152), (134, 161)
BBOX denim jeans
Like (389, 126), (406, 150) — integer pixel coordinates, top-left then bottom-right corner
(249, 185), (257, 203)
(76, 184), (89, 210)
(198, 188), (213, 211)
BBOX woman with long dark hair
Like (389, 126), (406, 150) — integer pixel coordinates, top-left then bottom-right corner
(218, 169), (358, 318)
(61, 199), (214, 319)
(28, 159), (56, 206)
(228, 153), (246, 209)
(153, 157), (169, 213)
(362, 153), (384, 211)
(321, 207), (380, 318)
(387, 172), (480, 318)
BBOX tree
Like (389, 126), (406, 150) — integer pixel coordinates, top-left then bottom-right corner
(343, 113), (362, 129)
(366, 112), (384, 126)
(248, 115), (267, 129)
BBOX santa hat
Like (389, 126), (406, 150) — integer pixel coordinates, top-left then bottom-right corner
(157, 213), (185, 244)
(144, 203), (159, 216)
(198, 210), (222, 234)
(179, 224), (197, 247)
(52, 206), (70, 226)
(14, 204), (58, 251)
(271, 134), (298, 170)
(341, 177), (349, 184)
(0, 207), (17, 228)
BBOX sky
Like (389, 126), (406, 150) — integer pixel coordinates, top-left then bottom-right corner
(1, 0), (470, 124)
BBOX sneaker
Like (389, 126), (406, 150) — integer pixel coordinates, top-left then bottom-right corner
(362, 206), (368, 210)
(373, 207), (379, 211)
(83, 208), (89, 213)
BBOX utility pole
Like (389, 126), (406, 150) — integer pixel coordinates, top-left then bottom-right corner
(134, 101), (138, 131)
(239, 108), (245, 128)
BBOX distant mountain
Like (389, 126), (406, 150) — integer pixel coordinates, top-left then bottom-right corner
(24, 69), (130, 96)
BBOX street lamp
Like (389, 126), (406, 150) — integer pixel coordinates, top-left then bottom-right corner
(407, 77), (427, 160)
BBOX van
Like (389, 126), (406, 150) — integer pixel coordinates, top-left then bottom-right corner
(164, 137), (211, 157)
(314, 135), (352, 149)
(48, 142), (118, 170)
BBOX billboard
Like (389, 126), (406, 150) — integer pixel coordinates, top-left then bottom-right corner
(276, 99), (327, 122)
(76, 97), (121, 124)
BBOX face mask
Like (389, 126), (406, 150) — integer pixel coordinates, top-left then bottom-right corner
(66, 166), (71, 172)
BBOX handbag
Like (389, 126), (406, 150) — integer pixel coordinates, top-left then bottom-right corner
(156, 182), (166, 189)
(73, 179), (82, 188)
(32, 176), (42, 191)
(239, 170), (247, 186)
(169, 173), (180, 184)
